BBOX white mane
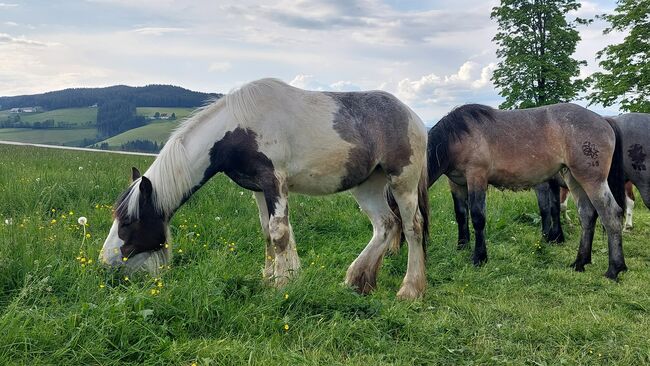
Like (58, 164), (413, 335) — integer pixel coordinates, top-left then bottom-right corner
(117, 78), (297, 219)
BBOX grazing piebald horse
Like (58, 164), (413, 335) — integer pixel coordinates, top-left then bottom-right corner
(428, 103), (627, 279)
(100, 78), (430, 299)
(537, 112), (650, 234)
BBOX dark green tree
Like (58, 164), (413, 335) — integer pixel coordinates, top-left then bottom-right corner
(588, 0), (650, 113)
(491, 0), (588, 109)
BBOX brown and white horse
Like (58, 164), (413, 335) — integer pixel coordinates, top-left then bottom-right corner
(428, 103), (627, 279)
(100, 78), (430, 299)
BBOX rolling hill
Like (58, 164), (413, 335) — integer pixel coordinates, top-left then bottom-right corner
(0, 85), (218, 150)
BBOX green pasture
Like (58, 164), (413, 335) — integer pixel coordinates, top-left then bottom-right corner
(0, 128), (98, 146)
(0, 107), (97, 126)
(0, 144), (649, 365)
(97, 108), (195, 148)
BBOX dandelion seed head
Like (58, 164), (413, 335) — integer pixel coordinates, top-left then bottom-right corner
(77, 216), (87, 226)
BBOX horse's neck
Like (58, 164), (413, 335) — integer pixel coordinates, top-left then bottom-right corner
(146, 107), (235, 216)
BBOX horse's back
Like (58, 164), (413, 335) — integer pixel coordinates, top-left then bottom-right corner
(248, 85), (426, 194)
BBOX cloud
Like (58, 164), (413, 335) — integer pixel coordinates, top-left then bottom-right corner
(3, 21), (18, 27)
(0, 33), (50, 47)
(131, 27), (187, 36)
(208, 61), (232, 72)
(289, 74), (361, 91)
(0, 3), (18, 7)
(395, 61), (497, 105)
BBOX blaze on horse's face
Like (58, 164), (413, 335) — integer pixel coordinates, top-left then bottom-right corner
(100, 168), (170, 273)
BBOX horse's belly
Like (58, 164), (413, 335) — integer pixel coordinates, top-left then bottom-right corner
(286, 166), (349, 195)
(489, 165), (559, 190)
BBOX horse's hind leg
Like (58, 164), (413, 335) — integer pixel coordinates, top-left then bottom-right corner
(564, 178), (597, 271)
(262, 173), (300, 287)
(449, 179), (470, 250)
(536, 180), (565, 243)
(566, 174), (626, 278)
(535, 182), (554, 242)
(346, 171), (400, 294)
(624, 181), (634, 231)
(389, 167), (427, 299)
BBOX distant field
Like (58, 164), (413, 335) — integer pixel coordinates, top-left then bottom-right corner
(99, 107), (196, 148)
(0, 127), (98, 146)
(0, 107), (97, 126)
(136, 107), (195, 120)
(0, 107), (196, 148)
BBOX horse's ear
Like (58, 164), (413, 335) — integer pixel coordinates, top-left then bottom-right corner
(131, 167), (141, 181)
(139, 176), (153, 198)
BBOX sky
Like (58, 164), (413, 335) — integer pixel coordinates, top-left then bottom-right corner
(0, 0), (625, 124)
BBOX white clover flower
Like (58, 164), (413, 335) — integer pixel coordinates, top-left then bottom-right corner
(78, 166), (84, 170)
(4, 218), (13, 225)
(78, 216), (87, 226)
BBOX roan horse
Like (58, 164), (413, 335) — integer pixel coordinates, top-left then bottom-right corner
(427, 103), (627, 279)
(100, 78), (430, 299)
(536, 112), (650, 237)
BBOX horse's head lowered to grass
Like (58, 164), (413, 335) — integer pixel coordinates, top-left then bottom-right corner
(100, 167), (172, 273)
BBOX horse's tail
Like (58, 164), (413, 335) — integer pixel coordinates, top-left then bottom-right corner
(605, 117), (626, 213)
(427, 126), (450, 186)
(417, 163), (430, 257)
(386, 162), (430, 257)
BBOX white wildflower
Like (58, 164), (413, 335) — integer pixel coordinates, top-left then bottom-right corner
(78, 216), (87, 226)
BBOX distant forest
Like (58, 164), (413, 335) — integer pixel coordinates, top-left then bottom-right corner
(0, 85), (220, 110)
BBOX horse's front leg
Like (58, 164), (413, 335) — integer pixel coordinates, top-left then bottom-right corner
(253, 192), (274, 281)
(449, 179), (470, 250)
(264, 175), (300, 287)
(467, 177), (488, 266)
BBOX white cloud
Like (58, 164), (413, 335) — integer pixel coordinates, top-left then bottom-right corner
(0, 33), (51, 47)
(131, 27), (186, 36)
(3, 21), (18, 27)
(395, 61), (497, 105)
(0, 3), (18, 7)
(208, 61), (232, 72)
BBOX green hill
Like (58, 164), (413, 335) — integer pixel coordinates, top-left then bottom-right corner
(0, 127), (98, 145)
(98, 107), (195, 148)
(0, 107), (196, 148)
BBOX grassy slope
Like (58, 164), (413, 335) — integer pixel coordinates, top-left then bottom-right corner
(0, 144), (649, 365)
(0, 128), (98, 145)
(98, 107), (195, 147)
(0, 107), (97, 126)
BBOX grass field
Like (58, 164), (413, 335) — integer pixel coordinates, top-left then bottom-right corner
(0, 144), (649, 365)
(95, 107), (195, 148)
(0, 107), (97, 126)
(0, 107), (195, 148)
(0, 128), (98, 146)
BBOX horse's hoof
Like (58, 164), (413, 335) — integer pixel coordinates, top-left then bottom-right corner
(457, 242), (468, 250)
(570, 258), (590, 272)
(472, 254), (487, 267)
(396, 283), (424, 300)
(344, 271), (376, 295)
(605, 263), (628, 280)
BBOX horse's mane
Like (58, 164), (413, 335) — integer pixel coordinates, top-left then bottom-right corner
(115, 137), (193, 220)
(434, 104), (496, 141)
(115, 78), (294, 220)
(427, 104), (495, 183)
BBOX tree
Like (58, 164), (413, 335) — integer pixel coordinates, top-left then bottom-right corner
(588, 0), (650, 113)
(491, 0), (588, 109)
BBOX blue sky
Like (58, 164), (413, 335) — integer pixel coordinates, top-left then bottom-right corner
(0, 0), (623, 124)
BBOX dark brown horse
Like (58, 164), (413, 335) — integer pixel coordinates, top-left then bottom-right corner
(537, 112), (650, 236)
(428, 103), (627, 279)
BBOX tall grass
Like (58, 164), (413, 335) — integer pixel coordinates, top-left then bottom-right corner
(0, 144), (648, 365)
